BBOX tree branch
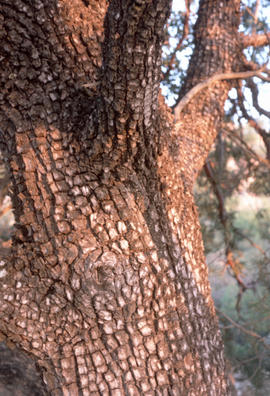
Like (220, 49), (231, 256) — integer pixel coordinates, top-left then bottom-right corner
(246, 78), (270, 118)
(241, 32), (270, 48)
(101, 0), (172, 131)
(233, 227), (269, 261)
(227, 124), (270, 168)
(216, 307), (270, 351)
(174, 68), (267, 120)
(248, 119), (270, 161)
(163, 0), (190, 80)
(204, 161), (227, 229)
(236, 82), (270, 161)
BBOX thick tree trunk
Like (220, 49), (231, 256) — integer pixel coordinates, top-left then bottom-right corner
(0, 0), (241, 394)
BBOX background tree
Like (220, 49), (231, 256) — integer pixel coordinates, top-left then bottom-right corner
(162, 0), (270, 391)
(1, 0), (268, 395)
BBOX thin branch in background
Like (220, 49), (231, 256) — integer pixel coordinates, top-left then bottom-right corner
(216, 307), (270, 351)
(244, 0), (260, 35)
(233, 355), (261, 369)
(204, 160), (227, 228)
(163, 0), (190, 80)
(243, 59), (270, 80)
(254, 0), (260, 25)
(248, 120), (270, 161)
(203, 120), (270, 304)
(226, 251), (251, 293)
(226, 97), (239, 124)
(207, 250), (225, 268)
(226, 124), (270, 168)
(236, 80), (251, 119)
(243, 0), (270, 82)
(246, 78), (270, 118)
(204, 159), (251, 293)
(254, 71), (270, 82)
(242, 0), (270, 58)
(236, 81), (270, 161)
(232, 354), (267, 384)
(233, 227), (269, 260)
(174, 67), (268, 120)
(248, 355), (263, 382)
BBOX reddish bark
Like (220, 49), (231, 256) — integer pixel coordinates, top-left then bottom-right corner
(0, 0), (243, 394)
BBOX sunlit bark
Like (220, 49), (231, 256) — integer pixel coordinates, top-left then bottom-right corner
(241, 32), (270, 48)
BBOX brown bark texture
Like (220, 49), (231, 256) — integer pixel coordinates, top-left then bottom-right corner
(0, 0), (242, 395)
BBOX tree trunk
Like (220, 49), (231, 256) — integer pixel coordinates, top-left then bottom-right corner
(0, 0), (241, 394)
